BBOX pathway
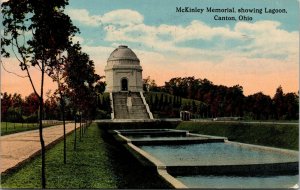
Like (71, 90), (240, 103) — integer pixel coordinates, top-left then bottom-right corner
(0, 123), (78, 174)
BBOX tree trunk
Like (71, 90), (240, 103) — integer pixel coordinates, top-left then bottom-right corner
(39, 61), (46, 188)
(57, 78), (67, 164)
(14, 115), (16, 129)
(60, 97), (66, 164)
(79, 115), (82, 141)
(84, 121), (85, 134)
(74, 119), (77, 150)
(81, 116), (84, 136)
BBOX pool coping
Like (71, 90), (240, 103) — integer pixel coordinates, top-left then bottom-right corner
(226, 140), (299, 156)
(113, 129), (299, 188)
(115, 129), (228, 146)
(114, 130), (188, 189)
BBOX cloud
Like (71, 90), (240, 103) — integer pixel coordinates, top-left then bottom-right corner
(103, 19), (243, 52)
(66, 9), (297, 63)
(101, 9), (144, 26)
(173, 20), (241, 42)
(65, 8), (143, 27)
(103, 17), (298, 62)
(66, 9), (101, 26)
(234, 21), (298, 61)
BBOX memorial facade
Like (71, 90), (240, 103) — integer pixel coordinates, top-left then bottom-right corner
(105, 45), (143, 92)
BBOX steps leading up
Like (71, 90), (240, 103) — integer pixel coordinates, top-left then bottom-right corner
(112, 92), (151, 119)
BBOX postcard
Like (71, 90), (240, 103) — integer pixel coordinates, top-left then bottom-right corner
(1, 0), (299, 189)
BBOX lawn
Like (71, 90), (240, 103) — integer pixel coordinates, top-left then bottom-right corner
(1, 122), (59, 136)
(176, 121), (299, 150)
(1, 123), (170, 189)
(1, 123), (118, 188)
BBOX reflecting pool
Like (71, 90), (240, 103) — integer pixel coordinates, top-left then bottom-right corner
(139, 143), (298, 165)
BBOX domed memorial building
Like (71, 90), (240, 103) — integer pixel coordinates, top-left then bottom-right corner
(105, 45), (143, 92)
(105, 45), (153, 120)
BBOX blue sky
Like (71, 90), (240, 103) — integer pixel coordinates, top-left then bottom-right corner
(68, 0), (298, 29)
(2, 0), (299, 96)
(66, 0), (298, 50)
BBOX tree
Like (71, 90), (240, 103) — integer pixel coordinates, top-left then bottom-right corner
(49, 54), (70, 164)
(44, 93), (59, 120)
(273, 86), (286, 119)
(24, 93), (39, 117)
(65, 43), (103, 146)
(191, 100), (197, 113)
(1, 0), (77, 187)
(1, 92), (12, 122)
(154, 94), (159, 111)
(246, 92), (273, 120)
(10, 93), (24, 123)
(159, 93), (164, 111)
(143, 76), (158, 92)
(284, 92), (299, 120)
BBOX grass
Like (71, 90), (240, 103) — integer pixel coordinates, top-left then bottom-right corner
(241, 119), (299, 123)
(99, 127), (171, 189)
(1, 123), (171, 189)
(1, 122), (60, 136)
(176, 121), (299, 150)
(1, 123), (118, 188)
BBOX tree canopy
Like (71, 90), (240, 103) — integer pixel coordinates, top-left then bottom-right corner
(146, 76), (298, 120)
(65, 43), (105, 119)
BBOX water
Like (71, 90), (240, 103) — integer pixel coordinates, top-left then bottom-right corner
(176, 175), (299, 188)
(127, 135), (205, 141)
(139, 143), (298, 165)
(126, 130), (298, 188)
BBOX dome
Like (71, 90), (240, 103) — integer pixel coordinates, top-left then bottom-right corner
(108, 45), (140, 62)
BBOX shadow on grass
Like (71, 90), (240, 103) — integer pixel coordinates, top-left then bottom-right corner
(100, 127), (172, 189)
(1, 123), (172, 189)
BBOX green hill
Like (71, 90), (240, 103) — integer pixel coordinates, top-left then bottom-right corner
(144, 92), (206, 118)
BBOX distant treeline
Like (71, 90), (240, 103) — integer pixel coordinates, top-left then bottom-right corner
(143, 76), (299, 120)
(1, 92), (72, 123)
(1, 91), (112, 122)
(2, 76), (298, 121)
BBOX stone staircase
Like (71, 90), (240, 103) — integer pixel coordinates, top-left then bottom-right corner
(112, 92), (150, 119)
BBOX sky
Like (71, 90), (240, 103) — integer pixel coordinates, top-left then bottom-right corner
(1, 0), (299, 97)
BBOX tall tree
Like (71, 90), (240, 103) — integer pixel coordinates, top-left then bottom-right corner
(48, 54), (70, 164)
(273, 86), (285, 119)
(1, 0), (77, 187)
(65, 43), (103, 146)
(246, 92), (273, 120)
(284, 92), (299, 120)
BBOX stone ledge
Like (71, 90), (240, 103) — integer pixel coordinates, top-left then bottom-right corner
(167, 162), (299, 176)
(116, 133), (188, 189)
